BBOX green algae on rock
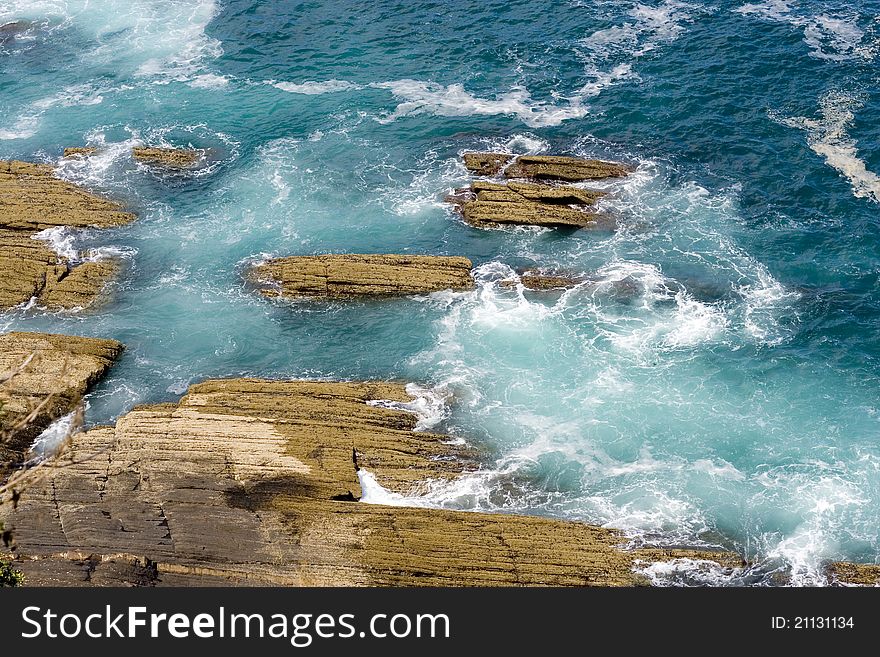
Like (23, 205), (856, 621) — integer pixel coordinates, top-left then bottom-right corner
(250, 254), (475, 299)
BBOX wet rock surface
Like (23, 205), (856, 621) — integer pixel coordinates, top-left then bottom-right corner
(250, 254), (475, 299)
(462, 152), (631, 181)
(0, 161), (135, 311)
(1, 378), (743, 586)
(449, 153), (627, 229)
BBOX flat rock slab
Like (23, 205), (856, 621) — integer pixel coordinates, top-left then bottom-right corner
(0, 160), (135, 311)
(2, 377), (745, 586)
(251, 254), (475, 299)
(132, 147), (203, 169)
(0, 161), (134, 232)
(448, 180), (611, 229)
(463, 152), (631, 182)
(64, 147), (205, 170)
(0, 332), (123, 479)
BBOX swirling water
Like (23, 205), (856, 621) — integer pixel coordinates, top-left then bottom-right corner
(2, 0), (879, 586)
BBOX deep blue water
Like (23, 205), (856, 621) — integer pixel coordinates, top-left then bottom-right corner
(1, 0), (879, 585)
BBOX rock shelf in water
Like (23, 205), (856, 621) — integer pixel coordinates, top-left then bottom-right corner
(447, 180), (611, 229)
(0, 332), (123, 481)
(449, 153), (628, 229)
(64, 146), (205, 170)
(463, 152), (631, 181)
(250, 254), (475, 299)
(2, 377), (743, 586)
(0, 160), (135, 311)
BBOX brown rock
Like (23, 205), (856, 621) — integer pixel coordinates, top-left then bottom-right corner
(133, 147), (203, 169)
(62, 148), (98, 158)
(450, 180), (611, 229)
(0, 332), (123, 479)
(251, 254), (475, 299)
(2, 377), (741, 586)
(0, 160), (135, 311)
(829, 562), (880, 586)
(462, 152), (514, 176)
(0, 229), (120, 311)
(505, 155), (631, 182)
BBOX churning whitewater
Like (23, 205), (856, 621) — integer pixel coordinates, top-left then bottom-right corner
(1, 0), (879, 586)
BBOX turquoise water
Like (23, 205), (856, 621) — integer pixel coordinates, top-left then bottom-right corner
(2, 0), (879, 585)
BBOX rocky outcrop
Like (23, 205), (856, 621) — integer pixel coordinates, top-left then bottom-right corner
(0, 21), (30, 42)
(250, 254), (475, 299)
(829, 562), (880, 586)
(62, 147), (98, 158)
(449, 153), (628, 229)
(447, 180), (611, 229)
(63, 146), (204, 170)
(502, 269), (586, 290)
(132, 147), (203, 169)
(0, 332), (123, 480)
(1, 378), (742, 586)
(463, 152), (631, 182)
(0, 161), (135, 311)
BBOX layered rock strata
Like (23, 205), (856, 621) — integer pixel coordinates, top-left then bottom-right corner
(0, 160), (135, 311)
(64, 146), (204, 170)
(132, 147), (203, 169)
(447, 180), (610, 229)
(250, 254), (475, 299)
(0, 332), (123, 480)
(462, 152), (631, 181)
(1, 378), (743, 586)
(449, 153), (629, 229)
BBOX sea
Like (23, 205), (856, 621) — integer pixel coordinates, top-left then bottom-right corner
(1, 0), (879, 586)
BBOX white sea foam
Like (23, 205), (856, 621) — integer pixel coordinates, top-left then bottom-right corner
(736, 1), (877, 61)
(32, 82), (110, 109)
(189, 73), (230, 89)
(773, 90), (880, 204)
(367, 383), (450, 431)
(0, 114), (39, 140)
(763, 474), (868, 586)
(271, 79), (361, 95)
(634, 557), (745, 587)
(29, 410), (79, 458)
(577, 0), (709, 100)
(33, 226), (79, 262)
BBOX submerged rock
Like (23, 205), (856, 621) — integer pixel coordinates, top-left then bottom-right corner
(447, 180), (611, 229)
(1, 377), (742, 586)
(502, 269), (586, 290)
(0, 160), (135, 311)
(132, 146), (203, 169)
(462, 152), (631, 182)
(251, 254), (475, 299)
(0, 332), (123, 480)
